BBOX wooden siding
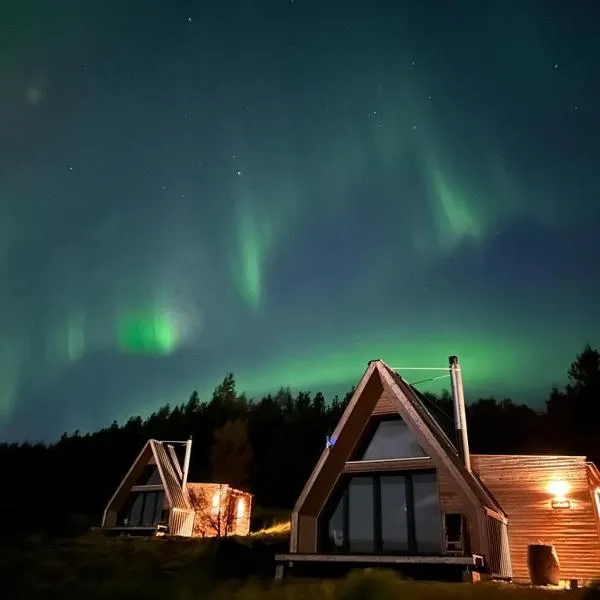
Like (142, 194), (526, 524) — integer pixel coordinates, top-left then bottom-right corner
(169, 508), (195, 537)
(372, 389), (396, 415)
(471, 455), (600, 584)
(437, 468), (479, 556)
(344, 458), (435, 473)
(187, 483), (252, 537)
(485, 513), (513, 579)
(297, 514), (317, 553)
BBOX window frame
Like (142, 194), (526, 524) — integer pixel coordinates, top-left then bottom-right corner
(319, 469), (442, 556)
(119, 490), (166, 527)
(350, 415), (428, 462)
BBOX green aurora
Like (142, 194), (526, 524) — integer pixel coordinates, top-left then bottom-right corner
(1, 0), (599, 439)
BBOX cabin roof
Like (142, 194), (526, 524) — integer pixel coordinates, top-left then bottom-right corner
(380, 362), (504, 514)
(293, 359), (505, 525)
(104, 439), (192, 516)
(150, 440), (191, 510)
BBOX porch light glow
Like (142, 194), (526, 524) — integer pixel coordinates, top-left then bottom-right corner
(547, 480), (570, 498)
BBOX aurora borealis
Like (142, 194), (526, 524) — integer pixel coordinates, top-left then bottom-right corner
(2, 0), (599, 441)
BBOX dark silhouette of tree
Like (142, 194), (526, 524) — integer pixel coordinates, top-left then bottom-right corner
(547, 344), (600, 461)
(210, 419), (253, 490)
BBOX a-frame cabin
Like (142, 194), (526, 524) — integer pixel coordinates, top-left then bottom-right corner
(276, 358), (600, 585)
(101, 439), (253, 538)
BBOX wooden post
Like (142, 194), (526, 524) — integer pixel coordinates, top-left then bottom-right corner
(182, 437), (192, 488)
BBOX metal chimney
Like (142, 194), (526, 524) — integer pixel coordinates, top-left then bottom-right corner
(449, 355), (471, 472)
(182, 436), (192, 488)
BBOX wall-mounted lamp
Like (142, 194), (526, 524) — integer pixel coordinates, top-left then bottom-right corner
(548, 480), (571, 509)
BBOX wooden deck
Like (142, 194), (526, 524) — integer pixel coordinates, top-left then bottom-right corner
(274, 552), (485, 582)
(275, 553), (484, 566)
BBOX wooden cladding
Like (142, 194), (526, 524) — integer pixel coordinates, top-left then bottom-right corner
(372, 389), (396, 416)
(344, 458), (435, 473)
(471, 454), (600, 584)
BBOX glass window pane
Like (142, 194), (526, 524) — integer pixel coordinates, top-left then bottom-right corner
(135, 464), (162, 485)
(348, 477), (374, 552)
(327, 495), (345, 550)
(380, 475), (409, 552)
(128, 493), (144, 526)
(413, 472), (442, 553)
(361, 420), (427, 460)
(154, 492), (165, 523)
(142, 492), (158, 525)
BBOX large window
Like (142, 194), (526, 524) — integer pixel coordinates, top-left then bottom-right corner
(321, 471), (442, 555)
(118, 491), (165, 527)
(348, 477), (375, 552)
(134, 464), (162, 486)
(354, 417), (428, 460)
(381, 475), (409, 552)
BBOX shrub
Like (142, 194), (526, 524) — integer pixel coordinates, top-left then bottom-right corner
(336, 569), (404, 600)
(582, 580), (600, 600)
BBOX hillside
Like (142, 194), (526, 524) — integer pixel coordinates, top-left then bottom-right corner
(1, 531), (593, 600)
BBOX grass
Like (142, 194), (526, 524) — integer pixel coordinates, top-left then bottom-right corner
(250, 519), (291, 537)
(1, 533), (596, 600)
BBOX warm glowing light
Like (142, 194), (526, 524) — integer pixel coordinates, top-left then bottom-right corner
(594, 489), (600, 518)
(547, 480), (570, 498)
(211, 490), (221, 515)
(237, 497), (245, 519)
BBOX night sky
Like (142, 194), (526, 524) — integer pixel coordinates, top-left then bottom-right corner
(2, 0), (600, 441)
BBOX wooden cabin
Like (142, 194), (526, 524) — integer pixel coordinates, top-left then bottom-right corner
(101, 439), (252, 538)
(276, 359), (600, 585)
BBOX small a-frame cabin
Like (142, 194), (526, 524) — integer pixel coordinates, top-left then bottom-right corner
(276, 358), (600, 585)
(101, 439), (252, 538)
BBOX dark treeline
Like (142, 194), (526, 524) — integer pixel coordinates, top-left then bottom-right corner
(0, 345), (599, 540)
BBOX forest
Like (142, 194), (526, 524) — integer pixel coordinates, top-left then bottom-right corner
(0, 345), (599, 540)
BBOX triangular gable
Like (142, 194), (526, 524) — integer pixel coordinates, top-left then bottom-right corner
(378, 363), (504, 514)
(291, 360), (505, 552)
(102, 439), (191, 526)
(351, 417), (429, 461)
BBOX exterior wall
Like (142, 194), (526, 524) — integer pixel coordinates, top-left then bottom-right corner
(472, 455), (600, 584)
(437, 468), (479, 555)
(187, 483), (252, 537)
(296, 514), (318, 553)
(169, 508), (195, 537)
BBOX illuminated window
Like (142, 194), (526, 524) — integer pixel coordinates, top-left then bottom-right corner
(211, 490), (221, 515)
(237, 498), (245, 520)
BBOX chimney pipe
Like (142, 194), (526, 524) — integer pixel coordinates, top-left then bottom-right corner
(449, 356), (471, 472)
(182, 436), (192, 488)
